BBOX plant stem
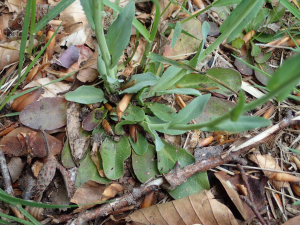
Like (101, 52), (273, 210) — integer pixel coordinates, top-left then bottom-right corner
(28, 0), (36, 56)
(93, 0), (116, 79)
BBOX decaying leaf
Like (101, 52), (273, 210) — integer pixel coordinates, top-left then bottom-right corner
(71, 180), (123, 213)
(7, 157), (25, 183)
(11, 88), (43, 112)
(20, 97), (68, 130)
(0, 127), (62, 158)
(164, 18), (202, 60)
(77, 50), (99, 83)
(215, 171), (267, 220)
(152, 0), (182, 21)
(126, 189), (238, 225)
(24, 78), (71, 98)
(249, 153), (290, 190)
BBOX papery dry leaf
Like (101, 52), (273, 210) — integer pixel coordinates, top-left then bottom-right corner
(31, 160), (44, 178)
(0, 127), (62, 157)
(152, 0), (182, 21)
(35, 155), (57, 202)
(11, 88), (42, 112)
(73, 136), (90, 163)
(20, 97), (68, 130)
(128, 36), (147, 67)
(76, 45), (93, 65)
(282, 215), (300, 225)
(0, 122), (19, 137)
(126, 189), (238, 225)
(249, 153), (290, 190)
(56, 162), (75, 199)
(24, 78), (71, 98)
(7, 157), (25, 183)
(25, 206), (44, 221)
(215, 171), (267, 220)
(59, 62), (79, 82)
(77, 51), (98, 83)
(0, 40), (38, 70)
(71, 181), (123, 213)
(66, 102), (81, 165)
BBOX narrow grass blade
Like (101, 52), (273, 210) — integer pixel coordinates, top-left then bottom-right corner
(0, 212), (34, 225)
(80, 0), (95, 30)
(34, 0), (75, 34)
(281, 0), (300, 20)
(16, 205), (41, 225)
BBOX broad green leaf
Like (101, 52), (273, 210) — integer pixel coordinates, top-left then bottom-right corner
(146, 102), (176, 122)
(139, 121), (164, 151)
(76, 150), (110, 187)
(175, 68), (241, 97)
(20, 97), (67, 130)
(65, 86), (106, 104)
(151, 65), (182, 93)
(147, 116), (186, 135)
(234, 52), (253, 75)
(148, 53), (196, 72)
(251, 42), (261, 57)
(169, 94), (210, 127)
(106, 2), (135, 68)
(164, 19), (202, 61)
(80, 0), (95, 30)
(253, 33), (273, 43)
(246, 8), (269, 32)
(101, 136), (131, 180)
(201, 116), (271, 132)
(156, 88), (201, 96)
(157, 141), (209, 199)
(220, 0), (264, 43)
(103, 0), (151, 42)
(203, 67), (242, 96)
(132, 144), (160, 183)
(254, 63), (273, 85)
(230, 91), (245, 121)
(129, 133), (148, 155)
(267, 3), (285, 24)
(232, 38), (245, 50)
(254, 50), (272, 63)
(119, 72), (158, 94)
(171, 22), (182, 49)
(115, 120), (136, 135)
(61, 139), (76, 169)
(195, 97), (236, 123)
(34, 0), (76, 33)
(82, 107), (108, 131)
(123, 105), (145, 122)
(267, 54), (300, 101)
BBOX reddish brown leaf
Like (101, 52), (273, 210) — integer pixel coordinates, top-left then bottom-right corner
(20, 97), (68, 130)
(0, 127), (62, 157)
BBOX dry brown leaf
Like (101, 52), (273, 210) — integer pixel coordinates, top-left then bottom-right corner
(0, 40), (38, 71)
(77, 51), (98, 83)
(282, 215), (300, 225)
(0, 127), (62, 158)
(71, 180), (123, 213)
(66, 102), (82, 165)
(152, 0), (182, 21)
(24, 78), (71, 98)
(5, 0), (24, 14)
(55, 0), (94, 50)
(128, 36), (147, 67)
(7, 156), (25, 183)
(126, 189), (238, 225)
(248, 153), (290, 190)
(215, 171), (267, 220)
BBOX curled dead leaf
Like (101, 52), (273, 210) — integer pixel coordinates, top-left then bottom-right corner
(0, 127), (62, 158)
(11, 88), (42, 112)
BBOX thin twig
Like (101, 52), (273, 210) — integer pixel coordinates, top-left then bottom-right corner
(240, 195), (267, 225)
